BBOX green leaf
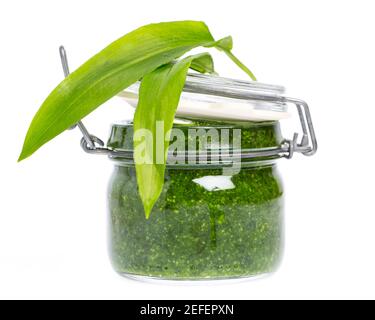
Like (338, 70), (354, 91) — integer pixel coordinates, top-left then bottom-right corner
(189, 54), (216, 74)
(209, 36), (234, 51)
(18, 20), (258, 218)
(207, 36), (257, 81)
(133, 53), (211, 218)
(18, 21), (215, 161)
(222, 50), (257, 81)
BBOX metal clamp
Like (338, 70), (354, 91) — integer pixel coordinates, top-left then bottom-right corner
(281, 96), (318, 158)
(59, 46), (317, 161)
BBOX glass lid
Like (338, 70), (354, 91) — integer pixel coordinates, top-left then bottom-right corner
(76, 73), (316, 162)
(117, 73), (290, 122)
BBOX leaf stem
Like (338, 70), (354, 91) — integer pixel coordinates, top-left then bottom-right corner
(223, 50), (257, 81)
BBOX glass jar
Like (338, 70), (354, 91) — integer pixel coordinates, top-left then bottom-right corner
(80, 74), (317, 281)
(108, 121), (284, 280)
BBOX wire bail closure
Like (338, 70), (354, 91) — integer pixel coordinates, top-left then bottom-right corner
(59, 46), (317, 161)
(59, 46), (106, 151)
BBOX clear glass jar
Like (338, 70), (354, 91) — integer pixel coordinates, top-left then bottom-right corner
(107, 121), (284, 280)
(100, 74), (317, 281)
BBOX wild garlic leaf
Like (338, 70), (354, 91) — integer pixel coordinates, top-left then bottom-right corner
(209, 36), (234, 51)
(222, 50), (257, 81)
(207, 36), (257, 81)
(189, 54), (216, 74)
(134, 53), (213, 218)
(18, 21), (215, 161)
(18, 20), (257, 218)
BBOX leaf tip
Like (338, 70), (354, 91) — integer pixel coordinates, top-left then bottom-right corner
(144, 202), (155, 219)
(18, 142), (35, 162)
(17, 149), (27, 163)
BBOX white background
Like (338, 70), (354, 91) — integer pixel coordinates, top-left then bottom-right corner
(1, 0), (374, 300)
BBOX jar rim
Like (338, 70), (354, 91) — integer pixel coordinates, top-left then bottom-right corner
(107, 120), (286, 165)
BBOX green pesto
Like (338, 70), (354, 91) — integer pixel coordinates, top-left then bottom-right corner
(107, 121), (284, 279)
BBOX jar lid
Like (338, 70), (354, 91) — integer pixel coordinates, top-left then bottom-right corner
(77, 73), (317, 162)
(57, 47), (316, 163)
(117, 74), (291, 122)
